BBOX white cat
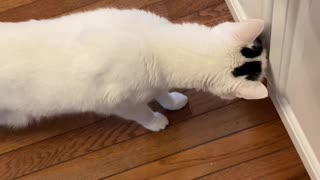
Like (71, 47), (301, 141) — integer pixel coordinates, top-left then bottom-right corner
(0, 9), (268, 131)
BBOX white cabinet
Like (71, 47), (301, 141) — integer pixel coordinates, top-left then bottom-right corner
(227, 1), (320, 179)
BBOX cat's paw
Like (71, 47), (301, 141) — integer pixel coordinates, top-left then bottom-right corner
(161, 92), (188, 111)
(143, 112), (169, 132)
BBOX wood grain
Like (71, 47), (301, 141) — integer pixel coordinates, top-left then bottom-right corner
(200, 148), (310, 180)
(0, 90), (235, 179)
(60, 0), (163, 17)
(145, 0), (226, 20)
(0, 0), (38, 13)
(0, 0), (163, 22)
(0, 0), (106, 22)
(173, 2), (233, 25)
(107, 120), (292, 180)
(185, 91), (238, 116)
(19, 98), (278, 180)
(0, 113), (100, 154)
(72, 0), (162, 11)
(0, 0), (232, 26)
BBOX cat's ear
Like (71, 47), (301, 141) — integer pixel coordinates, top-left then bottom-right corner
(223, 19), (264, 44)
(235, 81), (268, 99)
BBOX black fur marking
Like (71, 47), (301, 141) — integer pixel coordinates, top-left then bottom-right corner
(241, 38), (263, 58)
(232, 61), (262, 81)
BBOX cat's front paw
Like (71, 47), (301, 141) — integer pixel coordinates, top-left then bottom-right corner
(162, 92), (188, 111)
(143, 112), (168, 132)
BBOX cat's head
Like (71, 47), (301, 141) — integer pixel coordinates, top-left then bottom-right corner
(208, 19), (268, 100)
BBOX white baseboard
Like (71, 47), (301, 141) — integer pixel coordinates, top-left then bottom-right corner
(225, 0), (247, 21)
(269, 86), (320, 180)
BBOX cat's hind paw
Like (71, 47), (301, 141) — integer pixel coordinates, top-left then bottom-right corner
(143, 112), (168, 132)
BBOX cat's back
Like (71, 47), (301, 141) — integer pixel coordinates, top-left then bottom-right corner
(0, 8), (170, 56)
(0, 9), (170, 88)
(0, 8), (169, 42)
(1, 8), (169, 35)
(0, 9), (169, 66)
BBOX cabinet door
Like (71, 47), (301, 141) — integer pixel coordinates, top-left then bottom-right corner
(269, 1), (320, 180)
(226, 0), (320, 179)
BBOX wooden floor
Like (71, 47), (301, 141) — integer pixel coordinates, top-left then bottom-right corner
(0, 0), (310, 179)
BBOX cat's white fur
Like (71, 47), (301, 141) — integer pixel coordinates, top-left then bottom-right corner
(0, 9), (267, 131)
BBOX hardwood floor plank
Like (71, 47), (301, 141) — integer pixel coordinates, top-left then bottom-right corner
(173, 2), (233, 26)
(185, 91), (238, 116)
(56, 0), (231, 25)
(107, 120), (293, 180)
(199, 148), (310, 180)
(0, 0), (232, 25)
(18, 98), (278, 180)
(72, 0), (162, 12)
(145, 0), (226, 20)
(0, 0), (38, 13)
(0, 90), (236, 179)
(0, 0), (162, 22)
(0, 113), (100, 154)
(0, 0), (160, 22)
(0, 0), (103, 22)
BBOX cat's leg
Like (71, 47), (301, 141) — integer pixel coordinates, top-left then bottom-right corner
(0, 110), (29, 128)
(115, 104), (168, 132)
(155, 91), (188, 110)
